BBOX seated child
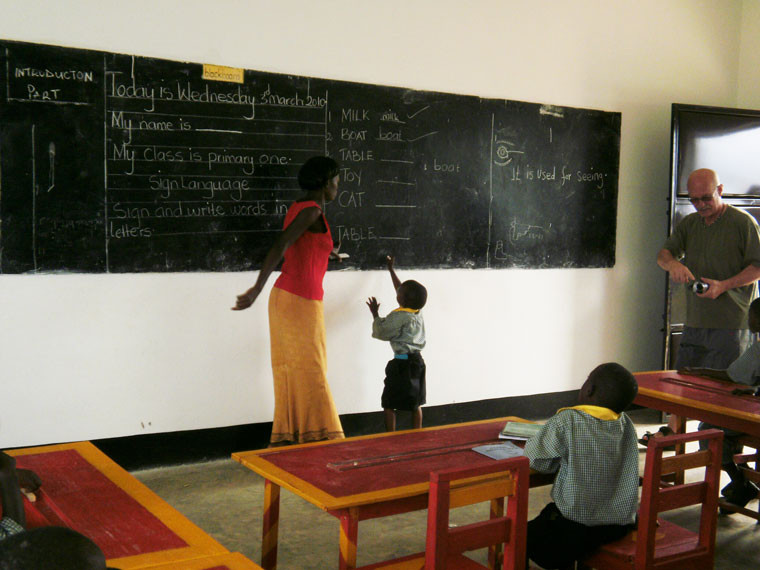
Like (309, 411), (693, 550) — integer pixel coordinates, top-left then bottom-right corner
(680, 297), (760, 509)
(1, 450), (112, 569)
(524, 363), (639, 569)
(0, 451), (39, 540)
(366, 256), (427, 431)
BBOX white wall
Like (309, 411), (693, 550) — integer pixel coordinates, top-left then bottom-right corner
(738, 0), (760, 109)
(0, 0), (753, 447)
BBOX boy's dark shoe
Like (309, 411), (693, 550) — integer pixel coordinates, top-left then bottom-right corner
(721, 480), (738, 497)
(720, 481), (759, 514)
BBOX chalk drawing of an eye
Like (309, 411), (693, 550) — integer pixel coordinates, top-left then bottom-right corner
(494, 139), (524, 166)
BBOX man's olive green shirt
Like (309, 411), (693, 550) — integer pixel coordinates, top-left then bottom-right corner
(664, 205), (760, 329)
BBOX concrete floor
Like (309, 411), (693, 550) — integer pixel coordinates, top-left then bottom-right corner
(133, 409), (760, 569)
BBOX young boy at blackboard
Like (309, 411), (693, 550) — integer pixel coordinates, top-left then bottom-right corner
(366, 256), (427, 431)
(524, 363), (639, 569)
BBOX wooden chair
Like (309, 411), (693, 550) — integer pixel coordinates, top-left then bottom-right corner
(718, 434), (760, 521)
(359, 455), (530, 570)
(581, 429), (723, 570)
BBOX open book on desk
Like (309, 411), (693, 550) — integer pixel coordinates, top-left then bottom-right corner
(472, 441), (524, 460)
(499, 421), (541, 441)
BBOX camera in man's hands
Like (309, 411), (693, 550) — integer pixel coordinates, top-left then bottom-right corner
(691, 280), (710, 294)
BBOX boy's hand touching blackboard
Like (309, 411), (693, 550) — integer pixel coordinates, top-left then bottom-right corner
(386, 255), (402, 290)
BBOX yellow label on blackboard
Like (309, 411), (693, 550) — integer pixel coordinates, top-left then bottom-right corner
(202, 64), (244, 84)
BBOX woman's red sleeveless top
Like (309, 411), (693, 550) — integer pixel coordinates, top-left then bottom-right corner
(273, 200), (333, 300)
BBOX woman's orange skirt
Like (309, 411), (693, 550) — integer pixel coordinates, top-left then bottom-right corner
(268, 287), (344, 444)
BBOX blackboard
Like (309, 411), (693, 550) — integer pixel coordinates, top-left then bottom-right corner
(0, 39), (621, 273)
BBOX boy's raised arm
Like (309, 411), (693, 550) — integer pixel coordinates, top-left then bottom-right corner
(387, 255), (402, 291)
(366, 296), (380, 319)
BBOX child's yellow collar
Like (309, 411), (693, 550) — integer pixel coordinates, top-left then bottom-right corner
(557, 404), (620, 420)
(392, 307), (420, 314)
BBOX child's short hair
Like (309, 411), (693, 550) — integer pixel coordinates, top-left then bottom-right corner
(0, 527), (108, 570)
(298, 156), (340, 190)
(402, 280), (427, 310)
(588, 362), (638, 413)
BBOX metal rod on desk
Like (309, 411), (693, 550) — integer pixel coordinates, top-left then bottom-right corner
(326, 439), (501, 472)
(661, 376), (735, 396)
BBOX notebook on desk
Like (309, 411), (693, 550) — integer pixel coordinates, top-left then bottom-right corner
(472, 441), (525, 460)
(499, 421), (541, 441)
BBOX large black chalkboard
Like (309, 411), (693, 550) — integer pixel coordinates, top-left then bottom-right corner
(0, 39), (620, 273)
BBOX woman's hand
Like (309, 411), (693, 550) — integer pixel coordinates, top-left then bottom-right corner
(232, 286), (261, 310)
(330, 241), (346, 262)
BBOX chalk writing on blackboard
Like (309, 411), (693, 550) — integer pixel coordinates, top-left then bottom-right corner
(0, 39), (620, 273)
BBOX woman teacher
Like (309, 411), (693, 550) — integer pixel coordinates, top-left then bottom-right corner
(233, 156), (344, 445)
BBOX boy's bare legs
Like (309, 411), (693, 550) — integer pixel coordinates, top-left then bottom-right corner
(412, 407), (422, 429)
(384, 408), (422, 431)
(384, 408), (396, 431)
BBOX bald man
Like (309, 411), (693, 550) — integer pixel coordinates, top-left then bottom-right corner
(658, 168), (760, 368)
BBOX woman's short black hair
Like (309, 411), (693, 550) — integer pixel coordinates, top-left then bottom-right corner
(298, 156), (340, 191)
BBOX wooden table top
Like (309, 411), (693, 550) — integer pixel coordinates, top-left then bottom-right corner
(233, 416), (532, 512)
(634, 370), (760, 436)
(7, 441), (227, 569)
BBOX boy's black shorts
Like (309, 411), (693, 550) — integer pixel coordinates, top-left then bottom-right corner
(381, 353), (426, 411)
(527, 502), (632, 569)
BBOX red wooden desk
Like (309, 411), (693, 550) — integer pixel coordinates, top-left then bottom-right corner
(634, 370), (760, 438)
(233, 416), (546, 570)
(6, 441), (228, 569)
(134, 552), (264, 569)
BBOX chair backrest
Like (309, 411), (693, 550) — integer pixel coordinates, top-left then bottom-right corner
(635, 428), (723, 569)
(735, 434), (760, 487)
(425, 455), (529, 570)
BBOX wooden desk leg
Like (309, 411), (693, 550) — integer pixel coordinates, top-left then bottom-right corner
(262, 479), (281, 570)
(339, 507), (359, 569)
(488, 497), (505, 569)
(668, 414), (688, 485)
